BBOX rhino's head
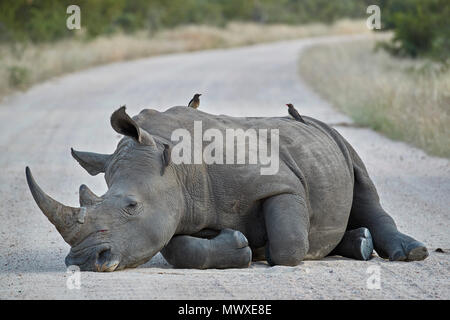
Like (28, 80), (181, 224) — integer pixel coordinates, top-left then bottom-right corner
(26, 106), (182, 271)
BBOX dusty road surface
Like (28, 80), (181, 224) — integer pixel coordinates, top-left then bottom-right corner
(0, 35), (449, 299)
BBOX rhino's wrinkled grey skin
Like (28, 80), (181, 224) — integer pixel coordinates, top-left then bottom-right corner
(26, 106), (428, 271)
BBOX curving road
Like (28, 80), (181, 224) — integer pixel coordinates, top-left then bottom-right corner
(0, 35), (449, 299)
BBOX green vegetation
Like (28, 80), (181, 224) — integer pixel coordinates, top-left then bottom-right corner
(299, 38), (450, 158)
(8, 65), (29, 88)
(0, 0), (370, 43)
(375, 0), (450, 62)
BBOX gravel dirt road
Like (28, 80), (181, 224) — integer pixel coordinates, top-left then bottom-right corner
(0, 35), (449, 299)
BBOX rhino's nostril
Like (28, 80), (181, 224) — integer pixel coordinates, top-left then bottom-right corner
(96, 248), (111, 264)
(95, 248), (119, 272)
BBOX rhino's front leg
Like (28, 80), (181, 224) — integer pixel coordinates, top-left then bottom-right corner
(263, 193), (310, 266)
(161, 229), (252, 269)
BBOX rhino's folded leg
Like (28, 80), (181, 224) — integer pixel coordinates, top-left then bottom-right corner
(329, 227), (374, 261)
(161, 229), (252, 269)
(263, 193), (309, 266)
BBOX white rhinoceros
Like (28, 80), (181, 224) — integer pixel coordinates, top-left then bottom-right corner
(26, 106), (428, 271)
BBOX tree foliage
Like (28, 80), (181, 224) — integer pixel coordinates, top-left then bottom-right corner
(0, 0), (368, 42)
(377, 0), (449, 62)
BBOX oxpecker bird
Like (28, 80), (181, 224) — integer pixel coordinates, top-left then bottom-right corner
(286, 103), (305, 124)
(188, 94), (201, 109)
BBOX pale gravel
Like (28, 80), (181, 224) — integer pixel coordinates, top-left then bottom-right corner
(0, 35), (449, 299)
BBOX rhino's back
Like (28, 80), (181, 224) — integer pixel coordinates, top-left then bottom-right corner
(135, 106), (303, 138)
(136, 107), (355, 257)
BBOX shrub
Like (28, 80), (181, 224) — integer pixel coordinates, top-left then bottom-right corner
(8, 66), (29, 88)
(377, 0), (449, 62)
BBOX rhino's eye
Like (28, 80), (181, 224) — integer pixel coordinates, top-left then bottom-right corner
(123, 200), (141, 216)
(127, 201), (137, 208)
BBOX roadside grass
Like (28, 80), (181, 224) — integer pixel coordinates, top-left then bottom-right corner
(0, 19), (368, 100)
(299, 37), (450, 158)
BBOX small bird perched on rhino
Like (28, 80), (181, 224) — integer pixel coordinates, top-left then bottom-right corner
(188, 93), (201, 109)
(286, 103), (306, 124)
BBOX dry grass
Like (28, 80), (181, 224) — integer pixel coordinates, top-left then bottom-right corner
(299, 36), (450, 158)
(0, 19), (368, 100)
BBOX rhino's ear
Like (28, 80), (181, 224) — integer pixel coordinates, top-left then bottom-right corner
(161, 143), (171, 175)
(71, 148), (111, 176)
(110, 106), (155, 146)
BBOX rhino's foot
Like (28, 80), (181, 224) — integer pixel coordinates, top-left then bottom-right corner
(209, 229), (252, 268)
(352, 227), (373, 261)
(330, 227), (373, 261)
(349, 228), (374, 261)
(379, 232), (429, 262)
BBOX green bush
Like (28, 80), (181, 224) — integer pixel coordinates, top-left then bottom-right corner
(8, 66), (29, 88)
(377, 0), (449, 62)
(0, 0), (74, 42)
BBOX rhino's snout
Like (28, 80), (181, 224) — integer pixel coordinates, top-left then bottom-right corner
(65, 244), (120, 272)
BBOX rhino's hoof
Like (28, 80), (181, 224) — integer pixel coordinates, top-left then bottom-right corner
(389, 239), (429, 262)
(406, 244), (429, 261)
(216, 228), (249, 248)
(237, 246), (252, 268)
(211, 229), (252, 268)
(334, 227), (374, 261)
(355, 228), (374, 261)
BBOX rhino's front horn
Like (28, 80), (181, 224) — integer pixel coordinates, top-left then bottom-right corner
(25, 167), (84, 245)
